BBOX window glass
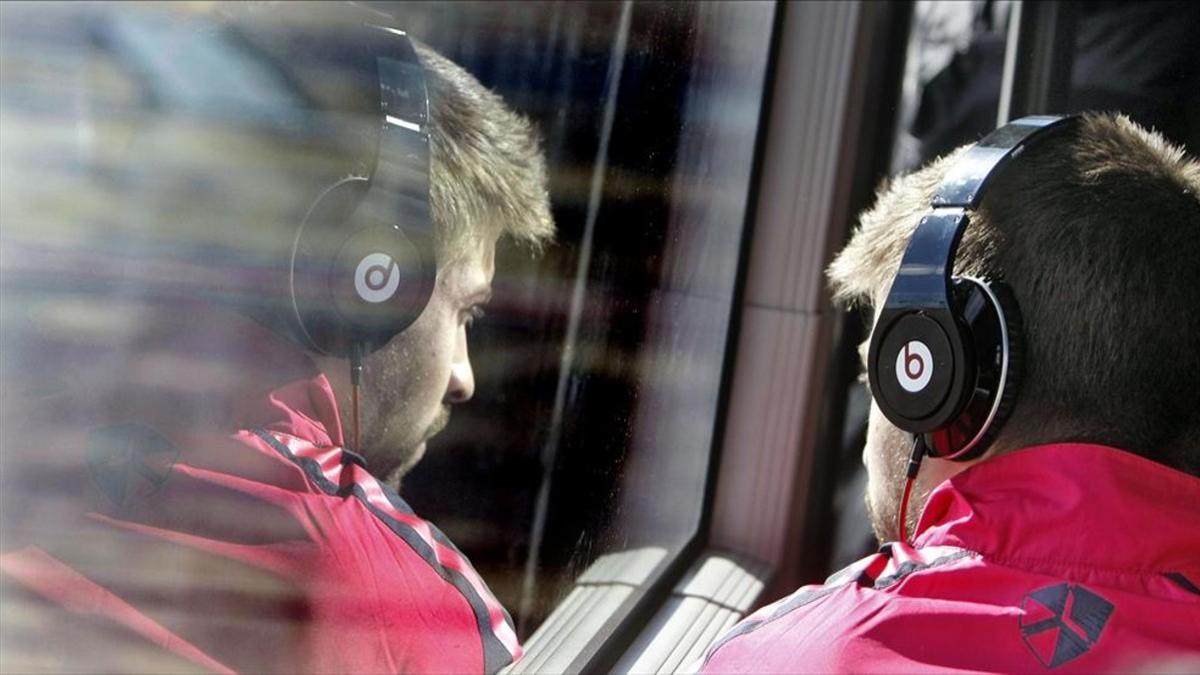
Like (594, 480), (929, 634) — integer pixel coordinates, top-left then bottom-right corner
(379, 0), (776, 634)
(0, 0), (775, 665)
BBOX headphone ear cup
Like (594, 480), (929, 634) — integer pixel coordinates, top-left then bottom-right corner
(289, 177), (436, 358)
(965, 280), (1024, 454)
(926, 277), (1024, 460)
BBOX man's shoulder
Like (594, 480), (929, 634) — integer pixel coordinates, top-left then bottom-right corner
(232, 427), (525, 672)
(702, 532), (1200, 673)
(213, 427), (441, 567)
(6, 425), (521, 673)
(701, 544), (983, 673)
(75, 422), (464, 589)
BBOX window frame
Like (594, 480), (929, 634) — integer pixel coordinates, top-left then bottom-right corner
(512, 2), (915, 671)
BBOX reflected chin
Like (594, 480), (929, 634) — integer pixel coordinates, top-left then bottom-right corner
(385, 441), (427, 488)
(405, 441), (428, 473)
(377, 410), (447, 487)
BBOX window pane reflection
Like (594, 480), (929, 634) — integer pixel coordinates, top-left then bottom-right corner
(1, 0), (776, 667)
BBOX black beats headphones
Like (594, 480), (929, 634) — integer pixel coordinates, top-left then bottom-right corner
(867, 115), (1076, 461)
(286, 26), (436, 363)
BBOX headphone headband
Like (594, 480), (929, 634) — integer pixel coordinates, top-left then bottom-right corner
(885, 115), (1075, 315)
(370, 28), (432, 231)
(933, 116), (1070, 208)
(287, 26), (437, 359)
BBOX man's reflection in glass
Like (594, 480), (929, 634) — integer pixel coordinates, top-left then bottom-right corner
(0, 4), (553, 673)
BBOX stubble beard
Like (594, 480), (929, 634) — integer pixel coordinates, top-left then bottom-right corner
(865, 424), (912, 544)
(380, 406), (451, 488)
(865, 489), (893, 545)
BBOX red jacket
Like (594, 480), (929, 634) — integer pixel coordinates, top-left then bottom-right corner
(0, 366), (520, 673)
(702, 444), (1200, 673)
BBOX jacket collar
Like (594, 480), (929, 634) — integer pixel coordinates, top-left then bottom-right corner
(914, 443), (1200, 577)
(217, 316), (346, 448)
(229, 373), (345, 448)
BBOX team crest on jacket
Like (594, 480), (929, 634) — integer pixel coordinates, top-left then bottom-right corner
(87, 423), (178, 508)
(1019, 583), (1114, 668)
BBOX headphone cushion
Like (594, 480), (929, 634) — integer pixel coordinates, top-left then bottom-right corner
(968, 280), (1024, 454)
(926, 277), (1024, 460)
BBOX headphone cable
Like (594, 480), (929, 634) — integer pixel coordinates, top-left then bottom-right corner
(350, 343), (364, 453)
(898, 434), (927, 544)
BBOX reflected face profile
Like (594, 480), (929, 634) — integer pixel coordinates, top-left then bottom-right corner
(323, 236), (497, 484)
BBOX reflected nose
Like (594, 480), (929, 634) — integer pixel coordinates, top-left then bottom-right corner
(445, 327), (475, 404)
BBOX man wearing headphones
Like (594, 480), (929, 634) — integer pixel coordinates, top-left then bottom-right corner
(701, 113), (1200, 672)
(0, 5), (551, 673)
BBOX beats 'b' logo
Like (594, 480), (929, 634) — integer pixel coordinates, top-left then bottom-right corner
(896, 340), (933, 393)
(355, 253), (401, 303)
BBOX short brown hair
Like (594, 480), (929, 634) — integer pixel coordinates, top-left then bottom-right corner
(213, 2), (554, 262)
(415, 42), (555, 261)
(829, 113), (1200, 474)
